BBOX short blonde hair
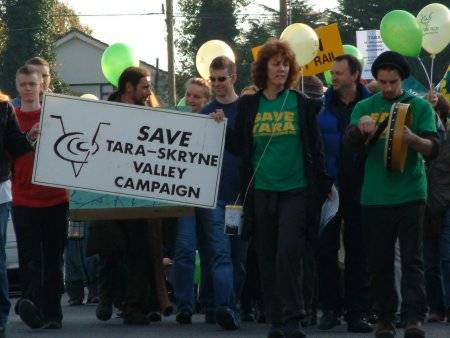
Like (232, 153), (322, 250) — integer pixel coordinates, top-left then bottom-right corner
(185, 77), (212, 101)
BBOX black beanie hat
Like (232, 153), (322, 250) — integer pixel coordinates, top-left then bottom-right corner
(371, 51), (410, 80)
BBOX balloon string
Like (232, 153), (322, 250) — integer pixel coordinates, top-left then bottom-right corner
(430, 54), (435, 89)
(417, 57), (432, 88)
(301, 67), (304, 93)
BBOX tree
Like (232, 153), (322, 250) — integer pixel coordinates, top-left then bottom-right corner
(333, 0), (450, 86)
(175, 0), (247, 97)
(0, 0), (92, 96)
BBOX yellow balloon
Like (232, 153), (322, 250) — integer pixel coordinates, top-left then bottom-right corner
(417, 3), (450, 55)
(280, 23), (319, 66)
(195, 40), (235, 79)
(80, 93), (99, 100)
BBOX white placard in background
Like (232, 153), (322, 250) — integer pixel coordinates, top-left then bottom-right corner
(33, 94), (227, 208)
(356, 30), (390, 80)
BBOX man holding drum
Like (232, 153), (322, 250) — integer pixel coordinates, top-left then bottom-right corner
(345, 51), (439, 338)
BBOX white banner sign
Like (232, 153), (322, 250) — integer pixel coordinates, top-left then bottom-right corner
(33, 94), (227, 208)
(356, 30), (389, 80)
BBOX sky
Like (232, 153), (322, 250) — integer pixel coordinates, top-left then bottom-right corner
(62, 0), (339, 71)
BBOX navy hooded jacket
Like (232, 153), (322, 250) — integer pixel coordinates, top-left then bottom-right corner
(317, 84), (371, 184)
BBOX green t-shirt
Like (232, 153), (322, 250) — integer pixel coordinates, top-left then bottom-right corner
(350, 91), (436, 206)
(252, 89), (308, 191)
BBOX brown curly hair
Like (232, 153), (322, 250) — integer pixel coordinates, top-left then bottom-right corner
(251, 38), (299, 90)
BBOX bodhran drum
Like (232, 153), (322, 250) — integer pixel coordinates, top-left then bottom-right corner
(384, 102), (412, 173)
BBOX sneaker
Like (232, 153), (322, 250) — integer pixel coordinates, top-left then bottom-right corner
(176, 309), (192, 324)
(215, 306), (239, 330)
(96, 302), (112, 321)
(267, 323), (284, 338)
(18, 299), (44, 329)
(375, 322), (396, 338)
(318, 310), (340, 330)
(43, 320), (62, 329)
(123, 311), (150, 325)
(347, 317), (373, 333)
(404, 321), (425, 338)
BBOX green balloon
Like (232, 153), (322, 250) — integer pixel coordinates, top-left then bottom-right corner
(177, 96), (186, 107)
(343, 44), (364, 68)
(380, 10), (423, 57)
(324, 70), (332, 86)
(101, 43), (139, 87)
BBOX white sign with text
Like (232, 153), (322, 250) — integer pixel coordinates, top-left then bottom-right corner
(356, 30), (390, 80)
(33, 94), (227, 208)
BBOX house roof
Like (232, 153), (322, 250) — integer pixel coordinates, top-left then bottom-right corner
(55, 28), (166, 73)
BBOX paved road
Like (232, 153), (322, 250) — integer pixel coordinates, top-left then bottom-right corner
(5, 297), (450, 337)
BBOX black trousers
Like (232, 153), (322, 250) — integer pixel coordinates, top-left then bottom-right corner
(254, 188), (307, 324)
(362, 202), (427, 323)
(316, 191), (370, 319)
(12, 203), (68, 322)
(94, 219), (151, 315)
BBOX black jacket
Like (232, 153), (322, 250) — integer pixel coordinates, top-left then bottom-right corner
(0, 101), (32, 183)
(227, 89), (332, 239)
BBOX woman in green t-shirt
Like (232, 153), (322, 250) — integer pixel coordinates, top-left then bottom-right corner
(212, 39), (331, 338)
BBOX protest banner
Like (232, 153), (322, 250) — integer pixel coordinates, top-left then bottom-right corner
(252, 23), (343, 76)
(302, 23), (343, 76)
(33, 94), (227, 209)
(356, 29), (389, 80)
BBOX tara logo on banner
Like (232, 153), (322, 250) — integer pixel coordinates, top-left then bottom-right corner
(251, 23), (343, 76)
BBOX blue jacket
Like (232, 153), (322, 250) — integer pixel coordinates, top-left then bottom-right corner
(317, 84), (371, 183)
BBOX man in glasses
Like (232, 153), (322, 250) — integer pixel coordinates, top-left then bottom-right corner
(196, 56), (247, 331)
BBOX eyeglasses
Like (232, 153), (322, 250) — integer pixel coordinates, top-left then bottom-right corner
(209, 75), (232, 82)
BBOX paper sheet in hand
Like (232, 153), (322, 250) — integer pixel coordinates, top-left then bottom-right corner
(319, 185), (339, 234)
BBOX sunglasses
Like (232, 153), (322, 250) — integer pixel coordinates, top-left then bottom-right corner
(209, 75), (232, 82)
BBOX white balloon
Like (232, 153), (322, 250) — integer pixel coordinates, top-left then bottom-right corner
(195, 40), (235, 79)
(80, 93), (99, 100)
(417, 3), (450, 55)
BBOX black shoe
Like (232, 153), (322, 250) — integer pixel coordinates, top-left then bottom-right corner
(96, 302), (112, 321)
(347, 318), (373, 333)
(318, 310), (340, 330)
(375, 322), (396, 338)
(404, 321), (425, 338)
(18, 299), (44, 329)
(148, 312), (162, 322)
(215, 306), (239, 330)
(267, 323), (284, 338)
(284, 319), (306, 338)
(123, 312), (150, 325)
(366, 312), (378, 325)
(241, 311), (255, 322)
(176, 309), (192, 324)
(43, 320), (62, 329)
(68, 298), (83, 306)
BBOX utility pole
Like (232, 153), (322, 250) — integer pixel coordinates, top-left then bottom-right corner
(280, 0), (288, 31)
(165, 0), (176, 106)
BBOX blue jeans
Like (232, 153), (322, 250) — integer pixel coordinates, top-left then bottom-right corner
(441, 208), (450, 308)
(173, 201), (236, 313)
(64, 223), (97, 284)
(0, 202), (11, 326)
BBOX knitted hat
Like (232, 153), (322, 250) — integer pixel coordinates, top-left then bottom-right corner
(371, 51), (410, 80)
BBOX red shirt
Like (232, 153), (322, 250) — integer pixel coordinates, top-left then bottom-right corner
(12, 107), (68, 207)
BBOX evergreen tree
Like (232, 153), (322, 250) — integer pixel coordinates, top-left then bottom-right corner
(175, 0), (247, 97)
(0, 0), (56, 95)
(0, 0), (92, 96)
